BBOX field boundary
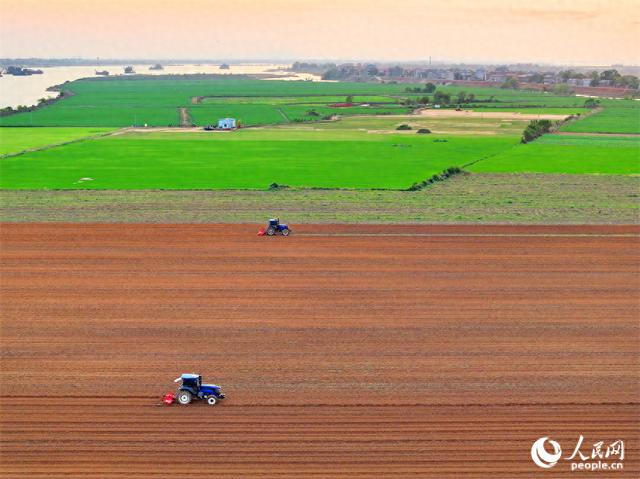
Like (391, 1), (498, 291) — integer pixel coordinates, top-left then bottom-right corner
(276, 107), (290, 123)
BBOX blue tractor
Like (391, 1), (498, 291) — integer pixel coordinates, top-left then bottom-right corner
(258, 218), (291, 237)
(174, 374), (226, 406)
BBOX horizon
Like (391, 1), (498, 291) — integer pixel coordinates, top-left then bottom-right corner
(1, 57), (637, 70)
(1, 0), (638, 65)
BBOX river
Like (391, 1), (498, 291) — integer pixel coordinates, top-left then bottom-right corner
(0, 63), (320, 109)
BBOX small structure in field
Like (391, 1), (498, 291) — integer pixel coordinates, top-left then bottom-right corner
(218, 118), (237, 129)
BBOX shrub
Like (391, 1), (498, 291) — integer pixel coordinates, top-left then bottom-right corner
(416, 128), (431, 134)
(521, 119), (553, 143)
(584, 98), (600, 109)
(396, 124), (412, 130)
(407, 167), (463, 191)
(433, 91), (451, 105)
(268, 182), (289, 191)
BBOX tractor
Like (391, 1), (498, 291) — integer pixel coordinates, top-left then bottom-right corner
(173, 373), (226, 406)
(258, 218), (291, 237)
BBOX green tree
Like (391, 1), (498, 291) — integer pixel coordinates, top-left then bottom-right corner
(584, 99), (600, 109)
(600, 69), (621, 82)
(620, 75), (639, 89)
(522, 119), (553, 143)
(424, 82), (436, 93)
(433, 90), (451, 105)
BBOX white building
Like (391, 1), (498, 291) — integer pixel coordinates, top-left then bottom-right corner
(218, 118), (237, 129)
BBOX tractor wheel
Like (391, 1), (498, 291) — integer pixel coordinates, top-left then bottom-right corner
(266, 227), (276, 236)
(206, 396), (217, 406)
(281, 228), (290, 237)
(177, 391), (192, 405)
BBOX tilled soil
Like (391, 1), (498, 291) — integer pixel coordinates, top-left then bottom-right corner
(1, 223), (638, 477)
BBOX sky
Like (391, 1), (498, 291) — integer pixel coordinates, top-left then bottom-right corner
(1, 0), (638, 65)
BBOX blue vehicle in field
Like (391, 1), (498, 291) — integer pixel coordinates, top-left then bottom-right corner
(174, 374), (226, 406)
(258, 218), (291, 236)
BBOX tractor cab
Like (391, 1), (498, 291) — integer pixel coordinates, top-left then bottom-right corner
(269, 218), (280, 227)
(175, 373), (201, 395)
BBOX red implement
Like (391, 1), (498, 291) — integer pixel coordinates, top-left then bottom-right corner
(162, 393), (175, 405)
(257, 228), (266, 236)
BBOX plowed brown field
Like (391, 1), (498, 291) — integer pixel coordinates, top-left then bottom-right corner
(1, 224), (638, 477)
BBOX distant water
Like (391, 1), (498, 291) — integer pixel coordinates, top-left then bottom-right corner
(0, 63), (320, 109)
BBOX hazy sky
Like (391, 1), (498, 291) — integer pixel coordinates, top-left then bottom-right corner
(1, 0), (638, 65)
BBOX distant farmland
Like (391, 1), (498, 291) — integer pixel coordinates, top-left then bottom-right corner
(0, 77), (417, 127)
(560, 100), (640, 134)
(0, 130), (518, 189)
(0, 75), (638, 196)
(0, 75), (619, 127)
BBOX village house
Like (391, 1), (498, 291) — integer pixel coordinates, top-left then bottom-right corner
(487, 72), (508, 83)
(218, 118), (237, 129)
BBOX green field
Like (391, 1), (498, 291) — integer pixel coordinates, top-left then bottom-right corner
(0, 129), (518, 189)
(469, 134), (640, 175)
(199, 95), (401, 105)
(0, 75), (613, 128)
(189, 103), (408, 126)
(1, 76), (638, 194)
(0, 77), (418, 127)
(560, 101), (640, 134)
(0, 127), (113, 156)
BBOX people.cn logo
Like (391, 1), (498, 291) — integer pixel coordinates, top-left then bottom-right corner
(531, 437), (563, 469)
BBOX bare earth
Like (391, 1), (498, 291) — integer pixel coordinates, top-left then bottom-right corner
(1, 224), (638, 477)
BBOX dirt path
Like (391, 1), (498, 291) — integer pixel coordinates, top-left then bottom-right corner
(178, 107), (192, 127)
(1, 223), (638, 477)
